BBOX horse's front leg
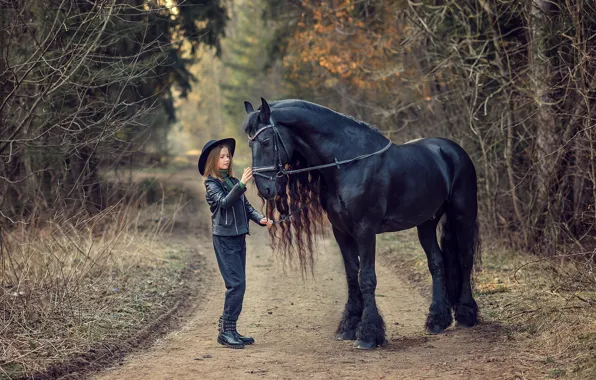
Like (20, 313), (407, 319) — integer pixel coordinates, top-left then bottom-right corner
(354, 231), (386, 349)
(333, 226), (363, 341)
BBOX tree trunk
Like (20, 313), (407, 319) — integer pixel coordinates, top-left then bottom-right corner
(529, 0), (560, 246)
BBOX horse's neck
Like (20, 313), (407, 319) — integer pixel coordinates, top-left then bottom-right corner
(284, 114), (387, 166)
(274, 109), (387, 195)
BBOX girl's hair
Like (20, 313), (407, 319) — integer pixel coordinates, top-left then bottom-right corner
(203, 144), (234, 179)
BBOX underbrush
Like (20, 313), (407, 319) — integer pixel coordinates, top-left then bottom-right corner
(0, 175), (205, 379)
(377, 229), (596, 380)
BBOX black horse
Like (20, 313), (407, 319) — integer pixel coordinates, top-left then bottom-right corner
(243, 98), (481, 350)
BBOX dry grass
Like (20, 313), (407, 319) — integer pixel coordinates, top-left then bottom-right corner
(0, 177), (203, 379)
(377, 229), (596, 380)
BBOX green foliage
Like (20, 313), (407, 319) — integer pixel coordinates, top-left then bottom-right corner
(221, 0), (282, 135)
(170, 0), (283, 169)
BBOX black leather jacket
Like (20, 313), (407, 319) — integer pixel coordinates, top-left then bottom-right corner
(205, 176), (265, 236)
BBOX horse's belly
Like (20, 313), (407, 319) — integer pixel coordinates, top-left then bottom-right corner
(377, 199), (446, 233)
(376, 214), (426, 233)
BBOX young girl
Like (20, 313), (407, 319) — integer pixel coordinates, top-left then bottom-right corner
(198, 138), (272, 349)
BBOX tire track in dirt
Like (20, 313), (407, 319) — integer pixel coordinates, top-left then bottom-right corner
(91, 173), (540, 380)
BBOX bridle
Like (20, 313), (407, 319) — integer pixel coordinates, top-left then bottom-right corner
(248, 117), (393, 182)
(248, 119), (291, 182)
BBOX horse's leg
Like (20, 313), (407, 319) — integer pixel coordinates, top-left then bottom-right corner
(333, 226), (363, 341)
(418, 218), (453, 334)
(453, 217), (479, 327)
(443, 177), (480, 327)
(354, 231), (386, 349)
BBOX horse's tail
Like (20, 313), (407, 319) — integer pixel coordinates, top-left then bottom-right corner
(440, 210), (481, 310)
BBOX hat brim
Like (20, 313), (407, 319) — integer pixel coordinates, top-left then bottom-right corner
(198, 138), (236, 176)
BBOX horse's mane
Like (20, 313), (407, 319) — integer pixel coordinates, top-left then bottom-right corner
(245, 100), (367, 275)
(243, 100), (382, 275)
(242, 99), (382, 136)
(263, 152), (327, 276)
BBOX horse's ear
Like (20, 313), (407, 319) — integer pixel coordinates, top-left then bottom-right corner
(244, 101), (254, 114)
(259, 97), (271, 123)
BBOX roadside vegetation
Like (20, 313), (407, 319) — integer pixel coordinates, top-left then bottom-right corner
(378, 231), (595, 379)
(1, 173), (205, 379)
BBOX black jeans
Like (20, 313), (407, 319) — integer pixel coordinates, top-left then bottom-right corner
(213, 234), (247, 321)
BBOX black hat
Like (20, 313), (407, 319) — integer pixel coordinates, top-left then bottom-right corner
(197, 138), (236, 176)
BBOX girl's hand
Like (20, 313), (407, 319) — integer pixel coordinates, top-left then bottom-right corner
(260, 217), (273, 228)
(241, 167), (253, 185)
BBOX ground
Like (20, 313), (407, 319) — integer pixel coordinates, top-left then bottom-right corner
(88, 170), (549, 380)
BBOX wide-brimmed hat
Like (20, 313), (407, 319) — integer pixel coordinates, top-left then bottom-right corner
(197, 138), (236, 176)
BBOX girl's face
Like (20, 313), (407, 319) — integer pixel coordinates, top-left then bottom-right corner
(218, 146), (230, 170)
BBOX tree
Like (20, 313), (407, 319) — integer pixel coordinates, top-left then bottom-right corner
(0, 0), (227, 225)
(263, 0), (596, 254)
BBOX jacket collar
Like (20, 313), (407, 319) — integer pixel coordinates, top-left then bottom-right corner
(206, 175), (238, 186)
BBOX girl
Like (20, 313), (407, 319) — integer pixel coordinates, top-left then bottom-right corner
(198, 138), (273, 349)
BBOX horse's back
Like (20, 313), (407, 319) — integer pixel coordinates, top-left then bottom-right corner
(399, 137), (476, 177)
(398, 137), (478, 208)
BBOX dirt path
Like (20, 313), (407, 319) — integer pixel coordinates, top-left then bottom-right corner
(91, 172), (538, 380)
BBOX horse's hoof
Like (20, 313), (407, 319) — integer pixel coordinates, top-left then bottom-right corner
(455, 320), (476, 329)
(425, 314), (452, 334)
(425, 305), (452, 335)
(455, 302), (478, 328)
(353, 340), (377, 350)
(336, 330), (357, 341)
(426, 324), (446, 335)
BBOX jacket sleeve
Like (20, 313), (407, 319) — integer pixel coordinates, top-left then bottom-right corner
(205, 179), (247, 210)
(244, 196), (266, 225)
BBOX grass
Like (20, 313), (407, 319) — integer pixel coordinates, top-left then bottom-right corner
(377, 228), (596, 379)
(0, 175), (206, 379)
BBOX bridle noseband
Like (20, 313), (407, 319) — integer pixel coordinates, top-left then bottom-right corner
(247, 120), (290, 182)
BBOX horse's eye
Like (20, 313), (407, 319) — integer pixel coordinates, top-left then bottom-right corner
(262, 139), (270, 146)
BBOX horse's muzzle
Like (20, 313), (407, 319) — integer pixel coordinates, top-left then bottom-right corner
(259, 187), (274, 200)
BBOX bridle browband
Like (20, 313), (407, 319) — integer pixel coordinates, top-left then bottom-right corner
(248, 118), (393, 182)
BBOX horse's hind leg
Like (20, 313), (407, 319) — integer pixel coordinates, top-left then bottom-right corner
(444, 177), (480, 327)
(333, 226), (363, 341)
(418, 218), (453, 334)
(452, 218), (479, 327)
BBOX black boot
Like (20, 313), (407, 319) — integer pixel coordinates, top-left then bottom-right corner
(233, 328), (255, 345)
(217, 318), (244, 349)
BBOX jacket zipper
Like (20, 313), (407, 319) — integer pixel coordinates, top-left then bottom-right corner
(243, 195), (248, 234)
(220, 179), (240, 234)
(232, 206), (239, 234)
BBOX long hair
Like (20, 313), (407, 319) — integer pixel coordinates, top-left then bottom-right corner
(243, 105), (328, 275)
(203, 143), (234, 180)
(264, 152), (328, 276)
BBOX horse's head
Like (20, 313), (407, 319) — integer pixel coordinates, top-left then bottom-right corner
(243, 98), (294, 200)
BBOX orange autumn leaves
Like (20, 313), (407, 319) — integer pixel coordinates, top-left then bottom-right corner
(283, 0), (408, 91)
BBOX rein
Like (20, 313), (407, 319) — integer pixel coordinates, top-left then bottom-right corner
(248, 121), (393, 182)
(249, 119), (392, 224)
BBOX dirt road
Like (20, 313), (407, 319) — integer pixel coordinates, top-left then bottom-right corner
(92, 172), (538, 380)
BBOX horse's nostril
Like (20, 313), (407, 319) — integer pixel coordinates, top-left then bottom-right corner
(259, 187), (270, 199)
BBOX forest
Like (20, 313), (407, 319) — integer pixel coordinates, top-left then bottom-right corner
(1, 1), (595, 379)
